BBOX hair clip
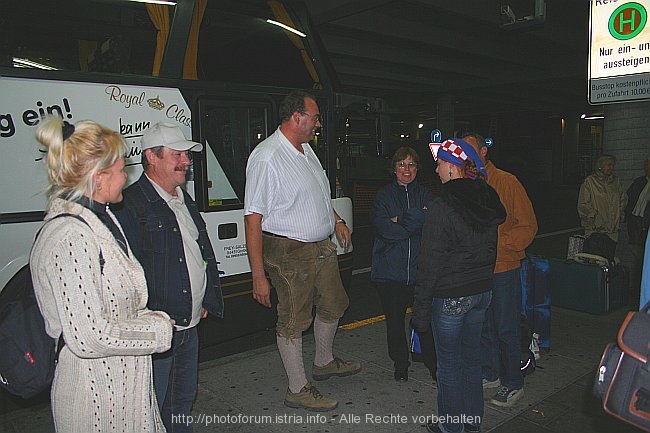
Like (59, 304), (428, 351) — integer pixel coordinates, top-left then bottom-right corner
(62, 121), (75, 141)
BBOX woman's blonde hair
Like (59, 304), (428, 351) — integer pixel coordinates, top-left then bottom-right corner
(35, 116), (126, 204)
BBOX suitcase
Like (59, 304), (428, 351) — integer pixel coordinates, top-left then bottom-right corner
(549, 258), (628, 314)
(520, 255), (551, 350)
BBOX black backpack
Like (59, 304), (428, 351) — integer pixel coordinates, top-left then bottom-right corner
(0, 214), (102, 399)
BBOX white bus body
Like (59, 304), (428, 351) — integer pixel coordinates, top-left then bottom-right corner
(0, 73), (353, 346)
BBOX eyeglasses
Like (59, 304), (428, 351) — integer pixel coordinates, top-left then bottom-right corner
(300, 112), (322, 123)
(397, 161), (417, 170)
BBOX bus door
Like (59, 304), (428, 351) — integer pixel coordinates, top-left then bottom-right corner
(192, 94), (277, 348)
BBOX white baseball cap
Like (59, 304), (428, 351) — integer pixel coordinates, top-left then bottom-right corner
(141, 122), (203, 152)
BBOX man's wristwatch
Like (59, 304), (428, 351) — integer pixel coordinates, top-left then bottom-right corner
(335, 218), (346, 225)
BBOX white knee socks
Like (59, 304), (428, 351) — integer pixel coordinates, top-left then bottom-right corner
(314, 315), (338, 367)
(277, 335), (307, 393)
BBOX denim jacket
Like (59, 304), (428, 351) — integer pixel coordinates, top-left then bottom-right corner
(115, 175), (224, 326)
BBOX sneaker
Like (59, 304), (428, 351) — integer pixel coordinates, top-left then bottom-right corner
(482, 378), (501, 389)
(312, 357), (362, 381)
(425, 421), (443, 433)
(490, 386), (524, 407)
(284, 383), (338, 412)
(464, 423), (481, 433)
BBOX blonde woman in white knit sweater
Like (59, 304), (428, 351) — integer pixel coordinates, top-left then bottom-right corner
(30, 116), (174, 432)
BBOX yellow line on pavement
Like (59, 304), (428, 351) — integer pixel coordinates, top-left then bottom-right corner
(339, 315), (385, 329)
(338, 307), (413, 330)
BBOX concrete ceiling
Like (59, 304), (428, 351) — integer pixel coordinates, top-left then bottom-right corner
(2, 0), (593, 123)
(303, 0), (592, 120)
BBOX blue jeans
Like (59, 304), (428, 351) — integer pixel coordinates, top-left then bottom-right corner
(480, 268), (524, 390)
(153, 327), (199, 433)
(431, 291), (491, 433)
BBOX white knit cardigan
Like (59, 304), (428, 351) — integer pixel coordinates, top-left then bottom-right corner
(30, 198), (173, 433)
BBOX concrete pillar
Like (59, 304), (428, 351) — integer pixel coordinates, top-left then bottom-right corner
(602, 101), (650, 282)
(603, 101), (650, 187)
(436, 94), (454, 140)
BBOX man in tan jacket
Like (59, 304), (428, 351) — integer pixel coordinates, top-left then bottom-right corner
(463, 133), (538, 409)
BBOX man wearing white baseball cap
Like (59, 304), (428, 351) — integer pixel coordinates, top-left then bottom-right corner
(141, 122), (204, 153)
(115, 122), (223, 433)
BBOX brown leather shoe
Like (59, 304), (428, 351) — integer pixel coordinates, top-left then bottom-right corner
(312, 357), (362, 381)
(284, 382), (338, 412)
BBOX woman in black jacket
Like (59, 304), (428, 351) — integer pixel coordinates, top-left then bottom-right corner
(413, 139), (505, 433)
(371, 146), (437, 382)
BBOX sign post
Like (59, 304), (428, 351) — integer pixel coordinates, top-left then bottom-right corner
(589, 0), (650, 104)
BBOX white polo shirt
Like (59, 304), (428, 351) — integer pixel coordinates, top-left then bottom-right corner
(244, 127), (335, 242)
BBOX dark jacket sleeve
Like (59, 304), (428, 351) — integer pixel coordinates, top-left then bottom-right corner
(198, 223), (224, 319)
(412, 199), (448, 332)
(371, 185), (428, 242)
(399, 207), (426, 234)
(371, 187), (410, 241)
(412, 283), (434, 333)
(626, 177), (646, 218)
(184, 191), (224, 319)
(402, 187), (434, 236)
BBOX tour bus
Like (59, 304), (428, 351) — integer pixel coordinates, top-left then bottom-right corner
(0, 0), (379, 352)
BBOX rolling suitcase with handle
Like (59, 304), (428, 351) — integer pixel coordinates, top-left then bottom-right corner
(549, 256), (628, 314)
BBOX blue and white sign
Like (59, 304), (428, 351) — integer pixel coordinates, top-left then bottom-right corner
(485, 137), (494, 147)
(430, 129), (442, 143)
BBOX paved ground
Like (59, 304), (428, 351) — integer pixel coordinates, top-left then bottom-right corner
(0, 286), (642, 433)
(2, 182), (645, 432)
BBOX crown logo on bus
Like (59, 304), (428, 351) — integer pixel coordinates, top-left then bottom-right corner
(147, 96), (165, 110)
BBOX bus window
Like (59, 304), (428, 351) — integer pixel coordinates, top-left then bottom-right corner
(199, 101), (270, 210)
(1, 1), (157, 75)
(1, 1), (314, 88)
(200, 4), (314, 88)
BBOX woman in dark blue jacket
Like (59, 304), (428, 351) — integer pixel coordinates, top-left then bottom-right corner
(371, 146), (436, 382)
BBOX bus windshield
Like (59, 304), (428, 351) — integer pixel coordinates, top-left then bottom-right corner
(1, 0), (314, 88)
